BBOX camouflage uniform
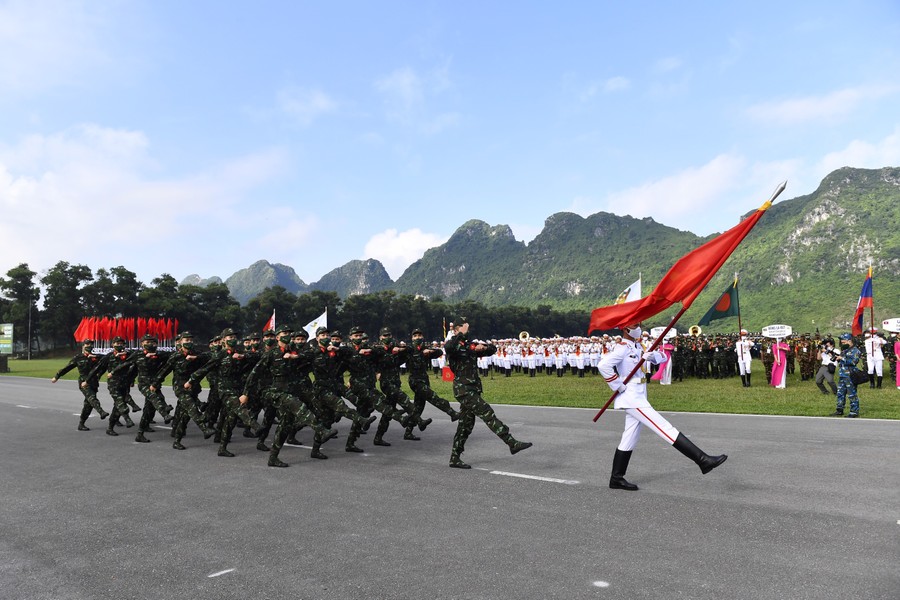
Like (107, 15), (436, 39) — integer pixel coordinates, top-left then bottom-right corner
(244, 334), (337, 466)
(341, 330), (406, 448)
(112, 337), (173, 441)
(153, 336), (216, 448)
(189, 333), (262, 457)
(444, 323), (531, 469)
(376, 329), (432, 442)
(53, 341), (109, 430)
(833, 337), (862, 417)
(86, 341), (139, 434)
(405, 332), (460, 439)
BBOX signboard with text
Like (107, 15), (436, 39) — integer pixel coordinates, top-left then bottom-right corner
(762, 324), (793, 339)
(0, 323), (13, 354)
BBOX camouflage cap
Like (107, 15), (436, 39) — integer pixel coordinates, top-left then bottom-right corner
(453, 317), (469, 327)
(330, 330), (343, 338)
(379, 327), (392, 337)
(81, 338), (95, 344)
(112, 336), (125, 344)
(220, 327), (237, 338)
(411, 328), (424, 336)
(141, 334), (157, 342)
(275, 324), (293, 335)
(294, 329), (309, 338)
(248, 332), (261, 340)
(349, 325), (365, 335)
(315, 326), (329, 335)
(208, 336), (221, 344)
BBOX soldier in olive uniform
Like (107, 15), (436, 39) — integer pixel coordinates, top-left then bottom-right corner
(444, 318), (532, 469)
(152, 331), (217, 449)
(405, 327), (460, 440)
(112, 335), (174, 442)
(203, 335), (223, 431)
(51, 339), (110, 430)
(188, 328), (262, 457)
(86, 336), (140, 435)
(242, 325), (338, 467)
(343, 326), (410, 450)
(375, 327), (432, 442)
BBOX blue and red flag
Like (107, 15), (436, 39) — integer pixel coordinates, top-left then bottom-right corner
(851, 266), (873, 336)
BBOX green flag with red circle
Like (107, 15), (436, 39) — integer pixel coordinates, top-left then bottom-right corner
(697, 276), (739, 326)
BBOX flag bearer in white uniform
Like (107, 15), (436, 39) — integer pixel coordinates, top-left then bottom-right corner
(599, 322), (728, 491)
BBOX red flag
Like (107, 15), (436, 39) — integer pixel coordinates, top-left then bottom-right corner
(589, 190), (781, 332)
(441, 366), (455, 381)
(263, 310), (275, 332)
(73, 317), (87, 341)
(851, 266), (873, 336)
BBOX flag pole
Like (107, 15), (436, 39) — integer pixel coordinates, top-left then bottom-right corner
(735, 272), (746, 364)
(869, 265), (875, 335)
(592, 304), (689, 422)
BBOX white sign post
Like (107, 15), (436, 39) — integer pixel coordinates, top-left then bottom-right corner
(882, 318), (900, 333)
(762, 324), (793, 339)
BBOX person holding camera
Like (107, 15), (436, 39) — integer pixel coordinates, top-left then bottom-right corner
(815, 338), (839, 395)
(831, 333), (862, 418)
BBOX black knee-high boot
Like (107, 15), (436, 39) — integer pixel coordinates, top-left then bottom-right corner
(672, 433), (727, 474)
(609, 449), (638, 491)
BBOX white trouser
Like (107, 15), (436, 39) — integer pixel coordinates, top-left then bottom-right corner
(617, 405), (680, 451)
(867, 358), (883, 376)
(738, 359), (752, 375)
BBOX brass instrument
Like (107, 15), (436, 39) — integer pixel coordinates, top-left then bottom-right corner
(689, 325), (702, 337)
(519, 331), (530, 341)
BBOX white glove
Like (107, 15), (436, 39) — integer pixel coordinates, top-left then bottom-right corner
(612, 381), (627, 394)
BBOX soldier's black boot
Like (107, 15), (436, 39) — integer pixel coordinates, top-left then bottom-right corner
(404, 428), (421, 441)
(77, 418), (90, 431)
(672, 433), (727, 474)
(257, 439), (270, 452)
(449, 409), (460, 422)
(124, 414), (135, 427)
(128, 399), (142, 412)
(746, 373), (751, 387)
(243, 426), (255, 438)
(506, 437), (533, 455)
(268, 446), (288, 468)
(217, 443), (235, 457)
(449, 453), (471, 469)
(417, 417), (432, 432)
(740, 375), (747, 387)
(99, 408), (110, 420)
(609, 449), (638, 491)
(173, 438), (186, 450)
(310, 440), (328, 459)
(135, 431), (150, 442)
(877, 376), (883, 389)
(869, 374), (876, 389)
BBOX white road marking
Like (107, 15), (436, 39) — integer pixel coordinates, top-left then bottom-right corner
(207, 568), (235, 578)
(16, 405), (33, 408)
(157, 426), (172, 430)
(489, 470), (579, 485)
(592, 581), (610, 588)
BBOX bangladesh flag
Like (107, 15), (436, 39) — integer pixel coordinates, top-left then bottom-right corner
(697, 277), (739, 326)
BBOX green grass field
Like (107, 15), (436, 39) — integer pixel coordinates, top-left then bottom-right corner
(3, 357), (898, 419)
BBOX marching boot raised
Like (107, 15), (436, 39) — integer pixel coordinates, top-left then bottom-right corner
(609, 449), (638, 491)
(673, 433), (727, 474)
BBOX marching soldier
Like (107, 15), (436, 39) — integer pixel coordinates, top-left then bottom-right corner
(376, 327), (432, 442)
(51, 339), (110, 430)
(444, 318), (532, 469)
(113, 334), (174, 443)
(86, 336), (140, 435)
(405, 327), (460, 440)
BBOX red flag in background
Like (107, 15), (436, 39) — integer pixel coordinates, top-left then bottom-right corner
(73, 317), (87, 341)
(588, 193), (778, 332)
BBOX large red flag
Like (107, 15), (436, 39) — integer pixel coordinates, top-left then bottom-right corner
(589, 188), (782, 332)
(73, 317), (87, 341)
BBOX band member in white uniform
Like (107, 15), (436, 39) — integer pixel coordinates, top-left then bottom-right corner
(735, 329), (753, 387)
(864, 331), (885, 388)
(599, 322), (728, 491)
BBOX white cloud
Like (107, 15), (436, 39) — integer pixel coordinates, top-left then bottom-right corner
(277, 87), (337, 127)
(814, 126), (900, 179)
(374, 64), (458, 133)
(654, 56), (683, 72)
(746, 85), (900, 125)
(363, 228), (448, 279)
(604, 76), (631, 92)
(0, 124), (290, 280)
(569, 154), (755, 234)
(0, 0), (119, 93)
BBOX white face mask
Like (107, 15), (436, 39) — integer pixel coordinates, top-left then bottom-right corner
(625, 326), (642, 339)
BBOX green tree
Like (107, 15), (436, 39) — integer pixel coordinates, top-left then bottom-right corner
(40, 261), (92, 347)
(0, 263), (41, 352)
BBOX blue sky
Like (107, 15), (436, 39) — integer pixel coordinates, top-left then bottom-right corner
(2, 1), (899, 288)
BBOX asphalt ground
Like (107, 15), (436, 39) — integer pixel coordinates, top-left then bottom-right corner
(1, 376), (898, 600)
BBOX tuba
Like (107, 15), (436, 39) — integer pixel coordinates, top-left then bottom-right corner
(519, 331), (530, 341)
(689, 325), (702, 337)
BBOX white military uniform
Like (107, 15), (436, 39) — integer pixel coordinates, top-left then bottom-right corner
(735, 337), (753, 375)
(599, 338), (679, 451)
(865, 334), (885, 376)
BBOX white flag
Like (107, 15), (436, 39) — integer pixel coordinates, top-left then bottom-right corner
(303, 308), (328, 339)
(614, 276), (642, 304)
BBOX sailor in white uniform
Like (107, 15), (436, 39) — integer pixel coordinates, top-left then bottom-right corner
(599, 322), (728, 491)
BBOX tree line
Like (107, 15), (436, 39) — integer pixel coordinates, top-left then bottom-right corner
(0, 262), (591, 353)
